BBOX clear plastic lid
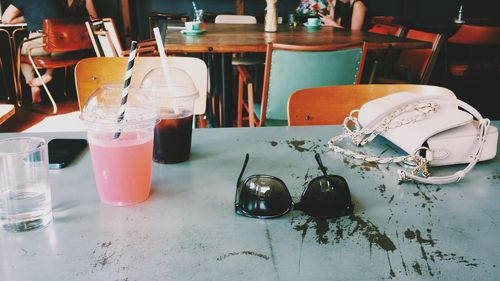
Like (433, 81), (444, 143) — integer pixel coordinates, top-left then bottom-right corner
(140, 67), (199, 100)
(140, 67), (198, 118)
(80, 84), (158, 131)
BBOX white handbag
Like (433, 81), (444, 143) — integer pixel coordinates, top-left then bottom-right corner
(328, 90), (498, 184)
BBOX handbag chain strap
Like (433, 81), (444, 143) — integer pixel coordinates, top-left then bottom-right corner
(328, 99), (491, 184)
(328, 101), (439, 179)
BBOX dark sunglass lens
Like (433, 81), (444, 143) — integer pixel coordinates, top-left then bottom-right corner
(301, 175), (353, 218)
(239, 177), (292, 217)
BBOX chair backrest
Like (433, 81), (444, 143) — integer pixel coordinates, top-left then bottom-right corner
(85, 18), (123, 57)
(397, 29), (444, 84)
(260, 42), (367, 126)
(42, 18), (93, 52)
(74, 57), (208, 115)
(288, 84), (453, 126)
(368, 23), (405, 37)
(214, 15), (257, 24)
(371, 16), (396, 25)
(448, 24), (500, 45)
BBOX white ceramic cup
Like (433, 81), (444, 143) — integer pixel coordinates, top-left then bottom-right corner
(185, 21), (201, 31)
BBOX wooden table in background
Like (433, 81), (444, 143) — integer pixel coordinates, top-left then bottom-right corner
(0, 104), (15, 125)
(164, 24), (431, 127)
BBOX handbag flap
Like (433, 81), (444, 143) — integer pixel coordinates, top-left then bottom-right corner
(358, 91), (473, 154)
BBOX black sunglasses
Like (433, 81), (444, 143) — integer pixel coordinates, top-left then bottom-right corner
(235, 153), (353, 219)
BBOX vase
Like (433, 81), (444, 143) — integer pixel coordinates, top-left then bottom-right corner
(265, 0), (278, 32)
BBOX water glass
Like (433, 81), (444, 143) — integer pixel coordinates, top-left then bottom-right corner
(194, 9), (204, 22)
(0, 137), (53, 232)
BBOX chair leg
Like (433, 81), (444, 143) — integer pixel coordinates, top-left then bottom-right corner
(247, 82), (255, 127)
(237, 72), (244, 127)
(16, 47), (23, 108)
(368, 60), (379, 84)
(63, 66), (68, 97)
(28, 50), (57, 114)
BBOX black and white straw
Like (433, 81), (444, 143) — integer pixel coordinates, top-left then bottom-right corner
(114, 41), (138, 139)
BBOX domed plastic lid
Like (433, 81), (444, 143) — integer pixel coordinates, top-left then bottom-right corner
(80, 84), (158, 131)
(140, 67), (199, 101)
(140, 67), (199, 118)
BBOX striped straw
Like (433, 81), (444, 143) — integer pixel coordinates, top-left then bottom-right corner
(113, 40), (138, 140)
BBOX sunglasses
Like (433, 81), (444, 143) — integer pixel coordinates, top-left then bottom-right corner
(235, 153), (353, 219)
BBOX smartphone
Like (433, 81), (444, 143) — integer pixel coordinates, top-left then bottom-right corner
(48, 138), (88, 169)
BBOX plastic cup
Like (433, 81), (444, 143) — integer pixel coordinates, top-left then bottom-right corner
(81, 85), (158, 206)
(0, 137), (53, 232)
(150, 86), (197, 164)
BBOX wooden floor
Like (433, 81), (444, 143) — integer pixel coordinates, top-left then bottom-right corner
(0, 99), (79, 133)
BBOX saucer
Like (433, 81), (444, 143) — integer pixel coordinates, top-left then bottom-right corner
(180, 29), (206, 35)
(304, 23), (321, 31)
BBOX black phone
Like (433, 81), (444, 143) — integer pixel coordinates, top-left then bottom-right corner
(48, 138), (88, 169)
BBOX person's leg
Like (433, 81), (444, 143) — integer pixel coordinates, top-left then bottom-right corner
(19, 63), (41, 104)
(20, 32), (51, 104)
(29, 68), (54, 87)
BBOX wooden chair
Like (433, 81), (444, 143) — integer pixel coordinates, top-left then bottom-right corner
(214, 14), (257, 24)
(447, 24), (500, 76)
(74, 57), (208, 126)
(17, 18), (93, 114)
(214, 14), (261, 127)
(368, 23), (405, 37)
(85, 18), (123, 57)
(288, 84), (453, 126)
(369, 29), (444, 85)
(148, 12), (188, 39)
(248, 42), (367, 127)
(371, 16), (396, 25)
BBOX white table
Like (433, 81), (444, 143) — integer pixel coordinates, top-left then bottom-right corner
(1, 124), (499, 280)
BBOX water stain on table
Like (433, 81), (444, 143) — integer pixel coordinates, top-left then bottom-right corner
(290, 215), (480, 278)
(217, 251), (270, 261)
(90, 241), (117, 271)
(267, 139), (327, 154)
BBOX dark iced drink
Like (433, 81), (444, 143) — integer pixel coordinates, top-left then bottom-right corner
(153, 113), (193, 164)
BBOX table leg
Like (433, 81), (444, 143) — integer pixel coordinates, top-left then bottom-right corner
(0, 29), (17, 102)
(221, 53), (232, 127)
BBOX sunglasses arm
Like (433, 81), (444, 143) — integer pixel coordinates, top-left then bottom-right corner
(237, 153), (250, 184)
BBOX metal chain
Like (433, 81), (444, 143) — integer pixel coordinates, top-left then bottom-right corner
(328, 101), (439, 177)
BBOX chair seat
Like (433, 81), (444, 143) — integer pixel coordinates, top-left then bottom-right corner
(232, 57), (263, 66)
(252, 102), (287, 126)
(20, 52), (90, 69)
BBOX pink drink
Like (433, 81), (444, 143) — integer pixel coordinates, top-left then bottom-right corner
(88, 132), (154, 206)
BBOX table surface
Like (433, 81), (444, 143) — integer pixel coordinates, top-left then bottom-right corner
(0, 104), (15, 125)
(1, 124), (499, 281)
(164, 23), (432, 53)
(0, 22), (27, 28)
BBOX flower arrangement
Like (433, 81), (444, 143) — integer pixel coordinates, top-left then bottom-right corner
(296, 0), (330, 16)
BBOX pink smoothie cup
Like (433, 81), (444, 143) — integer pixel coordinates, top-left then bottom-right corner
(81, 85), (158, 206)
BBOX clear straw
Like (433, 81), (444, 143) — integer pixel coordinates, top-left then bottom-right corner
(152, 27), (179, 114)
(192, 1), (198, 20)
(153, 27), (172, 87)
(113, 41), (138, 140)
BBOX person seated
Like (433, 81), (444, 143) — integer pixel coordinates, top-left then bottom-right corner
(62, 0), (97, 19)
(319, 0), (372, 31)
(2, 0), (63, 104)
